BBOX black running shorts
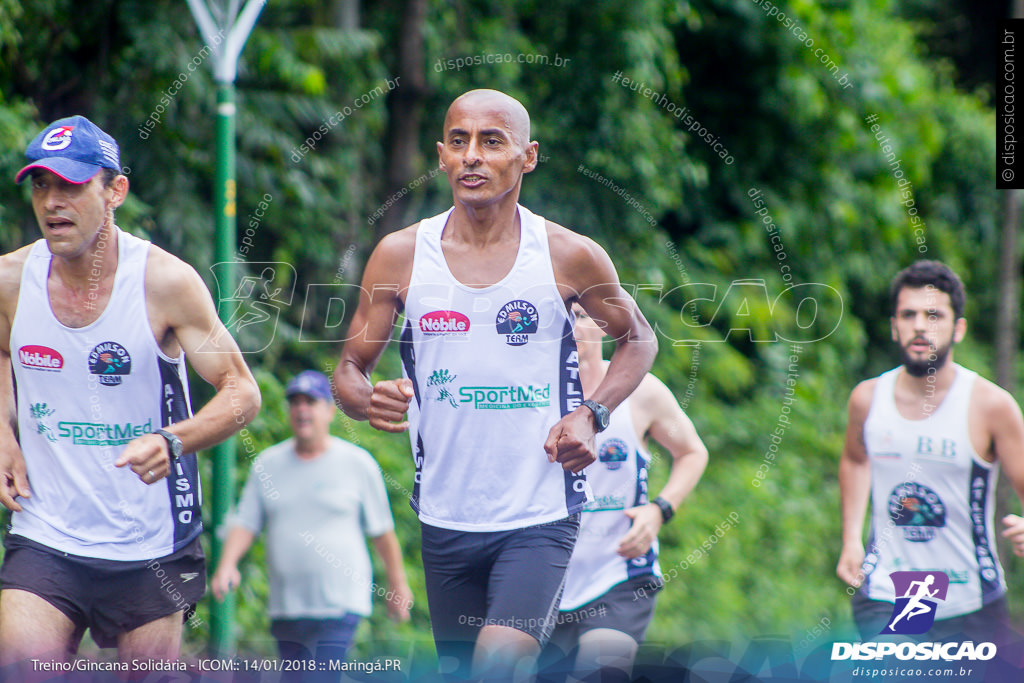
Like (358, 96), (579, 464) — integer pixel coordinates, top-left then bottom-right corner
(0, 533), (205, 648)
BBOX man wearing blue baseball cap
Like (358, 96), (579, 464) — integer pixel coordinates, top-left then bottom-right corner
(0, 116), (261, 671)
(211, 370), (412, 681)
(13, 115), (124, 185)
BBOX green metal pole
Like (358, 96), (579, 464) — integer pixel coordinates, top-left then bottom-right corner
(210, 82), (237, 657)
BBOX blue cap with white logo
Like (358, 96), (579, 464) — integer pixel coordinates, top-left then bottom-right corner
(15, 115), (121, 184)
(285, 370), (334, 402)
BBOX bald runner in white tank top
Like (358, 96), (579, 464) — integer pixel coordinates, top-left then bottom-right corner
(400, 204), (590, 531)
(334, 89), (659, 680)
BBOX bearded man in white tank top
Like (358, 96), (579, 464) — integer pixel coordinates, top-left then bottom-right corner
(335, 90), (657, 680)
(837, 260), (1024, 643)
(0, 116), (260, 674)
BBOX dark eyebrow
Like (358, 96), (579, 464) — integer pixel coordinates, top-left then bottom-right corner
(446, 127), (509, 140)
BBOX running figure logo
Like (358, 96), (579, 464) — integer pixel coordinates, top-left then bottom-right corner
(426, 369), (459, 408)
(30, 403), (57, 443)
(883, 571), (949, 635)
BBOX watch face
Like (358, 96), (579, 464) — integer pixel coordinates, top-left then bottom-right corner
(159, 430), (183, 458)
(585, 400), (610, 430)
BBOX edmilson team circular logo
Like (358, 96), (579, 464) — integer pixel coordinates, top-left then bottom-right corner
(888, 482), (946, 542)
(495, 299), (538, 346)
(88, 342), (132, 386)
(598, 438), (629, 471)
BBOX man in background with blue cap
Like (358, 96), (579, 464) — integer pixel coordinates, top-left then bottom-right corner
(211, 370), (411, 681)
(0, 115), (261, 671)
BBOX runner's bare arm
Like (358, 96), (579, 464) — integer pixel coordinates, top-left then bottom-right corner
(544, 226), (657, 472)
(981, 381), (1024, 557)
(556, 228), (657, 413)
(642, 374), (708, 508)
(618, 374), (708, 559)
(114, 248), (261, 482)
(334, 229), (416, 432)
(837, 380), (875, 586)
(210, 526), (257, 600)
(0, 248), (32, 510)
(0, 349), (28, 511)
(0, 247), (32, 356)
(370, 531), (413, 622)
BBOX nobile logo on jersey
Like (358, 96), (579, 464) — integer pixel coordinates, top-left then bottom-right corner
(598, 438), (630, 470)
(495, 300), (538, 346)
(888, 482), (946, 542)
(883, 571), (949, 635)
(88, 342), (132, 386)
(18, 345), (64, 372)
(420, 310), (470, 336)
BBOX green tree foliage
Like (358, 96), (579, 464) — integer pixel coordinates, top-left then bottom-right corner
(0, 0), (1013, 668)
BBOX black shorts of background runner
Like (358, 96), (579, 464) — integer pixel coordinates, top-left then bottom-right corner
(851, 591), (1009, 644)
(548, 574), (661, 650)
(421, 514), (579, 677)
(0, 533), (205, 648)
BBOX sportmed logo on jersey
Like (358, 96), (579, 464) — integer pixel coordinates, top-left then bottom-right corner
(495, 299), (538, 346)
(889, 482), (946, 542)
(57, 419), (154, 446)
(582, 493), (628, 512)
(458, 384), (551, 409)
(88, 342), (132, 386)
(19, 345), (63, 371)
(420, 310), (470, 336)
(599, 438), (630, 470)
(883, 571), (949, 635)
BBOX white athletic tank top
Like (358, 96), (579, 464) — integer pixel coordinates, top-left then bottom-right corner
(10, 229), (202, 560)
(560, 396), (660, 610)
(861, 364), (1004, 618)
(400, 205), (590, 531)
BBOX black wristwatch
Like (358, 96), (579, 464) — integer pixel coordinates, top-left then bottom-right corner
(154, 428), (183, 461)
(581, 399), (610, 432)
(652, 496), (674, 523)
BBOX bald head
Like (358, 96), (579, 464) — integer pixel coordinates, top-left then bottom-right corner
(443, 89), (532, 148)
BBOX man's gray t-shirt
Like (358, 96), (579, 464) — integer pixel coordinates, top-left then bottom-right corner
(233, 436), (394, 618)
